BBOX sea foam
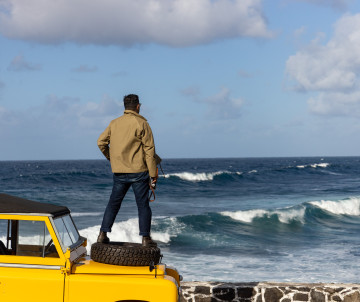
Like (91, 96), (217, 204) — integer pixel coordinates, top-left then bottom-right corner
(79, 216), (181, 254)
(221, 206), (306, 224)
(309, 197), (360, 216)
(296, 163), (330, 169)
(221, 209), (267, 223)
(221, 197), (360, 225)
(163, 170), (241, 182)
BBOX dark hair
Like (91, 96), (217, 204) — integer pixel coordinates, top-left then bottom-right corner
(124, 94), (140, 110)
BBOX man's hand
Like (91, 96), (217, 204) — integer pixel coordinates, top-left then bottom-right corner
(150, 177), (158, 189)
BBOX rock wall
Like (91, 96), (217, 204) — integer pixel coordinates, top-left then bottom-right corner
(180, 282), (360, 302)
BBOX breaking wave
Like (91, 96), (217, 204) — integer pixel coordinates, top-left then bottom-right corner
(76, 196), (360, 255)
(221, 207), (306, 224)
(160, 162), (330, 183)
(79, 216), (185, 254)
(296, 163), (330, 169)
(309, 197), (360, 216)
(221, 197), (360, 224)
(162, 170), (242, 182)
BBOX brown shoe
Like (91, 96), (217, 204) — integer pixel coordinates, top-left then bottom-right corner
(142, 236), (157, 247)
(97, 231), (110, 243)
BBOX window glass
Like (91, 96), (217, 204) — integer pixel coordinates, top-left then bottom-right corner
(0, 219), (8, 254)
(17, 220), (59, 258)
(0, 219), (59, 258)
(18, 220), (49, 245)
(0, 219), (7, 242)
(53, 215), (80, 248)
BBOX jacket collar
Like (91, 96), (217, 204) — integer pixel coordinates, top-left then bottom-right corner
(124, 110), (147, 121)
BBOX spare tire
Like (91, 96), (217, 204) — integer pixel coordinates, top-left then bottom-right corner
(90, 242), (162, 266)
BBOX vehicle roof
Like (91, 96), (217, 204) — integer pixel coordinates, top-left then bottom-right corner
(0, 193), (70, 217)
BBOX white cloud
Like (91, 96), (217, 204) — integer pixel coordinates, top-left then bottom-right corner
(181, 86), (201, 97)
(0, 96), (130, 159)
(286, 13), (360, 116)
(182, 86), (244, 119)
(308, 91), (360, 116)
(0, 0), (272, 47)
(202, 87), (244, 119)
(0, 95), (122, 137)
(7, 55), (41, 71)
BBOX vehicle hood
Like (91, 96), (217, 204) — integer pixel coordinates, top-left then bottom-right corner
(71, 258), (165, 276)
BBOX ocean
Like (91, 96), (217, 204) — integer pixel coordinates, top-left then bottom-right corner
(1, 157), (360, 283)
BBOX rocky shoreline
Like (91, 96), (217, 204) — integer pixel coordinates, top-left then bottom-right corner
(180, 282), (360, 302)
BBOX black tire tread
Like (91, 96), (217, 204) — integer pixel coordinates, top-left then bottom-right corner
(90, 242), (161, 266)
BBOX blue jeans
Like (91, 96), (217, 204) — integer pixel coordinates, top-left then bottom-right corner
(100, 171), (151, 237)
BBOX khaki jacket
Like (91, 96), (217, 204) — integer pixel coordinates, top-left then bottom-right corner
(97, 110), (159, 177)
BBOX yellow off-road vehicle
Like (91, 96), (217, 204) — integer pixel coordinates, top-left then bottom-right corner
(0, 193), (181, 301)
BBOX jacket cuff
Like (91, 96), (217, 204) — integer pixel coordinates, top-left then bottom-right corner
(148, 165), (157, 178)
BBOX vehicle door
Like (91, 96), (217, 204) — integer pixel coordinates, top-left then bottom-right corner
(0, 216), (65, 302)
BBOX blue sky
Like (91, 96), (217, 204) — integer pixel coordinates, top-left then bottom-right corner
(1, 0), (360, 160)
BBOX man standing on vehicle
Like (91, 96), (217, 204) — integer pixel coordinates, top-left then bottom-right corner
(97, 94), (159, 247)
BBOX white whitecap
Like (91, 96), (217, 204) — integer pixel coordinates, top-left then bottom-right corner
(277, 207), (305, 224)
(311, 163), (329, 168)
(163, 170), (239, 182)
(221, 209), (267, 223)
(310, 197), (360, 216)
(78, 216), (183, 254)
(221, 206), (305, 224)
(296, 163), (329, 169)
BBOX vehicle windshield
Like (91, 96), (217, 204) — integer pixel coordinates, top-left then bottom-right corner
(53, 215), (80, 249)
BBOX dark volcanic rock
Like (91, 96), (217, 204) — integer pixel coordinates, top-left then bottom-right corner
(332, 295), (342, 302)
(237, 287), (255, 299)
(195, 286), (211, 295)
(344, 292), (360, 302)
(213, 287), (236, 301)
(311, 290), (325, 302)
(294, 293), (309, 301)
(264, 288), (283, 302)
